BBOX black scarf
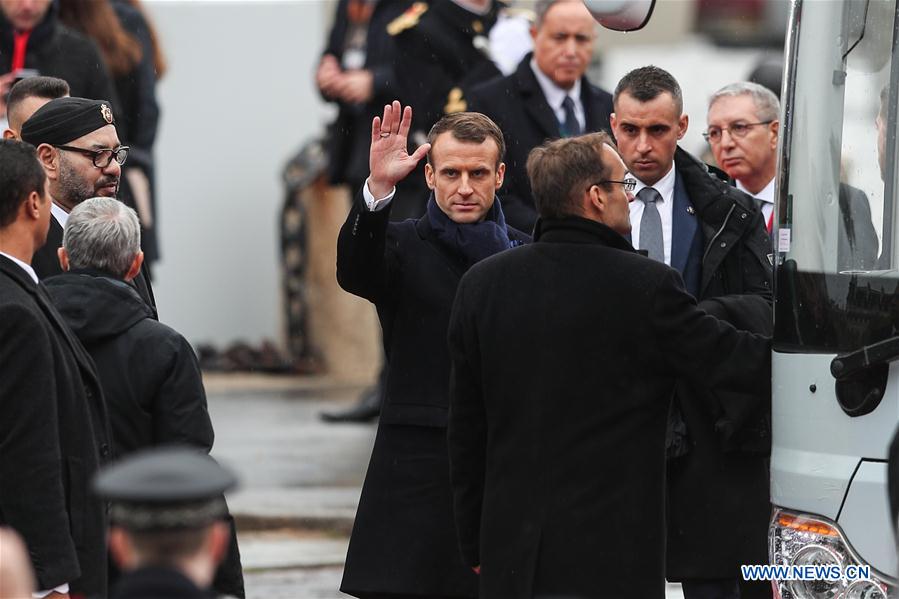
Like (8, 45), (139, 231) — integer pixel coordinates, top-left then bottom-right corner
(426, 194), (512, 267)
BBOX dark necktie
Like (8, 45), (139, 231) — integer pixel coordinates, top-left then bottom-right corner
(638, 187), (664, 262)
(560, 96), (581, 137)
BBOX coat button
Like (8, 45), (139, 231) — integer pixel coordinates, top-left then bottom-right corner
(720, 241), (727, 248)
(741, 212), (747, 219)
(100, 443), (110, 457)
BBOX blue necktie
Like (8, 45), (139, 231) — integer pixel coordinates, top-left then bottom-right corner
(560, 96), (581, 137)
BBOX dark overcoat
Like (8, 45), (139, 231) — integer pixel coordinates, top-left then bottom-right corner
(0, 255), (111, 597)
(110, 566), (215, 599)
(336, 190), (528, 597)
(43, 270), (245, 599)
(467, 54), (614, 232)
(665, 148), (774, 584)
(446, 217), (771, 599)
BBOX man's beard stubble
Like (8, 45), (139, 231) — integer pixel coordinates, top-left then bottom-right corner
(56, 155), (119, 211)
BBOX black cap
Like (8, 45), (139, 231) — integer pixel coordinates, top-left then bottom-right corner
(20, 96), (116, 146)
(94, 447), (238, 531)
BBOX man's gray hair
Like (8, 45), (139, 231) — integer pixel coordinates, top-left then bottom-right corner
(63, 197), (141, 278)
(708, 81), (780, 122)
(534, 0), (561, 28)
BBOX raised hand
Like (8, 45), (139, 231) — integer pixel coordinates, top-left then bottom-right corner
(368, 100), (430, 198)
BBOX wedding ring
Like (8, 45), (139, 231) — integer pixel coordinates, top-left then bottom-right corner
(379, 132), (390, 138)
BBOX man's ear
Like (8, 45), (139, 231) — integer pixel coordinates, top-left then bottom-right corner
(2, 129), (15, 140)
(587, 184), (607, 217)
(208, 521), (230, 566)
(57, 247), (70, 272)
(108, 527), (134, 570)
(770, 120), (780, 149)
(36, 144), (59, 180)
(677, 114), (689, 140)
(424, 162), (436, 190)
(23, 190), (42, 220)
(124, 251), (144, 282)
(495, 162), (505, 189)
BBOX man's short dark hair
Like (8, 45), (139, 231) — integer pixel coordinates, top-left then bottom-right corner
(0, 140), (46, 227)
(527, 131), (615, 220)
(426, 112), (506, 168)
(7, 76), (70, 118)
(613, 65), (683, 114)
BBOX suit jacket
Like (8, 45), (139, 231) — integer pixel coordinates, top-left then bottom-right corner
(467, 54), (614, 232)
(32, 215), (157, 316)
(447, 217), (771, 599)
(0, 255), (111, 597)
(337, 190), (529, 428)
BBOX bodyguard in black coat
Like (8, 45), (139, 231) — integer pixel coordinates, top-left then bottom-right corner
(0, 140), (111, 598)
(610, 67), (773, 597)
(447, 133), (771, 599)
(337, 102), (528, 598)
(467, 1), (614, 232)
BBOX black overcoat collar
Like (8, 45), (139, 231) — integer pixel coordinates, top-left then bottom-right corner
(534, 216), (637, 253)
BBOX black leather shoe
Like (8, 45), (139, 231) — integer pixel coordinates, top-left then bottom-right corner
(320, 386), (382, 423)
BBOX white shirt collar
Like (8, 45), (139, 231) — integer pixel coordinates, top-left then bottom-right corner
(51, 202), (69, 227)
(736, 177), (775, 204)
(633, 163), (676, 203)
(529, 58), (582, 114)
(0, 251), (39, 284)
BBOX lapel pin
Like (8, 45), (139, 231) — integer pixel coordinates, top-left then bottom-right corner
(686, 206), (695, 215)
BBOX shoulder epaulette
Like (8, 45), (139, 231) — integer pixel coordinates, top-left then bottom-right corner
(388, 2), (428, 36)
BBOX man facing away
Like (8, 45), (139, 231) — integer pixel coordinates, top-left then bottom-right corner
(0, 138), (111, 599)
(43, 196), (245, 598)
(94, 447), (238, 599)
(467, 0), (613, 232)
(446, 132), (771, 599)
(611, 66), (774, 599)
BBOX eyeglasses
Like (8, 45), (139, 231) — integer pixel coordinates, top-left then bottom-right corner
(591, 178), (637, 192)
(53, 145), (129, 168)
(702, 121), (773, 144)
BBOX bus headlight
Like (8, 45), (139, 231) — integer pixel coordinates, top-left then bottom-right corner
(769, 509), (895, 599)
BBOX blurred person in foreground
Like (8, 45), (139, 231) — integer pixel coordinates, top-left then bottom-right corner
(0, 138), (111, 599)
(2, 73), (68, 139)
(611, 66), (773, 599)
(337, 101), (528, 598)
(20, 95), (156, 312)
(447, 131), (771, 599)
(0, 0), (116, 123)
(44, 196), (244, 598)
(59, 0), (163, 273)
(0, 527), (37, 598)
(467, 0), (613, 233)
(94, 447), (238, 599)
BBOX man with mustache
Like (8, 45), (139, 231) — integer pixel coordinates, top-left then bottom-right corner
(21, 95), (155, 310)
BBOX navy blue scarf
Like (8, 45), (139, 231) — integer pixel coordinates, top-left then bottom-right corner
(426, 194), (512, 267)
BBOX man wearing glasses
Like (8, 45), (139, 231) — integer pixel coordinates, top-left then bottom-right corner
(610, 66), (774, 599)
(20, 96), (155, 311)
(706, 82), (780, 241)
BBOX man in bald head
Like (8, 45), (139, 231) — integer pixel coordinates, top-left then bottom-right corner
(21, 95), (156, 310)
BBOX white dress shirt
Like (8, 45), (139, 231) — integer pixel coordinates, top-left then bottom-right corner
(629, 165), (677, 266)
(530, 59), (585, 133)
(362, 178), (397, 212)
(51, 202), (69, 227)
(737, 178), (775, 232)
(0, 251), (39, 284)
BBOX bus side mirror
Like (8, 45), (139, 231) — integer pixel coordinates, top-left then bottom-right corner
(583, 0), (656, 32)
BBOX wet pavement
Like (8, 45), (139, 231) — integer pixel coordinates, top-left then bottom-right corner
(205, 374), (686, 599)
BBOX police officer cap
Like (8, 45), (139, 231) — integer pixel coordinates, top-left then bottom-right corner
(94, 446), (238, 531)
(20, 96), (116, 146)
